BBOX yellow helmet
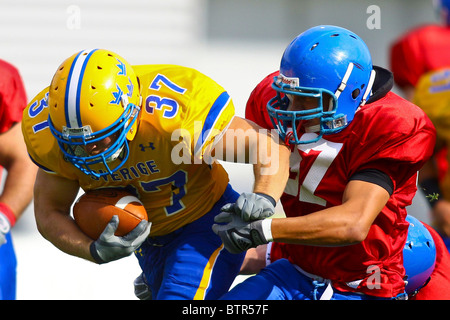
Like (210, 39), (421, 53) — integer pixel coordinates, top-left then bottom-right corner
(48, 49), (141, 177)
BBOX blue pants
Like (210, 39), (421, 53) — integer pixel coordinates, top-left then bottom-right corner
(221, 259), (391, 300)
(135, 184), (245, 300)
(0, 233), (17, 300)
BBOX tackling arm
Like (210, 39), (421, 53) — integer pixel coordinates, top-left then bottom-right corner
(213, 179), (391, 253)
(216, 116), (290, 202)
(270, 179), (390, 245)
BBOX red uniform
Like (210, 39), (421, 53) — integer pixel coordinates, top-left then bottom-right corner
(246, 70), (436, 298)
(0, 59), (27, 180)
(409, 223), (450, 300)
(390, 24), (450, 89)
(0, 59), (27, 133)
(389, 25), (450, 299)
(391, 25), (450, 198)
(268, 220), (450, 300)
(0, 59), (27, 300)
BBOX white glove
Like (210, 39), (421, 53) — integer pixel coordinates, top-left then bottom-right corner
(90, 215), (151, 264)
(0, 212), (11, 247)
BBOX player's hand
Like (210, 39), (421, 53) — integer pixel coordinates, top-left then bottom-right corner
(218, 192), (276, 222)
(90, 215), (151, 264)
(134, 273), (152, 300)
(0, 212), (11, 247)
(212, 213), (269, 254)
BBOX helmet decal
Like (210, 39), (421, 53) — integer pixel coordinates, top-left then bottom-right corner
(110, 84), (124, 105)
(116, 58), (127, 76)
(127, 78), (134, 98)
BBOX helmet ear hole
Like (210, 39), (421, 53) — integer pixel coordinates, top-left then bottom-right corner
(351, 88), (360, 99)
(310, 42), (319, 51)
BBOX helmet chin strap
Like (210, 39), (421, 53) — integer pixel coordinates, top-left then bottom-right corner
(277, 63), (377, 140)
(359, 69), (376, 106)
(333, 62), (376, 108)
(106, 144), (124, 163)
(312, 64), (376, 133)
(334, 63), (354, 100)
(303, 63), (354, 134)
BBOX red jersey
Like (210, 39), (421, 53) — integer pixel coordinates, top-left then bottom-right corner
(391, 24), (450, 214)
(246, 71), (436, 298)
(390, 24), (450, 89)
(0, 59), (27, 132)
(269, 221), (450, 300)
(410, 223), (450, 300)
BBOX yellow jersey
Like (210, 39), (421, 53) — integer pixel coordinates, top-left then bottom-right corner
(413, 68), (450, 142)
(22, 64), (235, 236)
(413, 68), (450, 198)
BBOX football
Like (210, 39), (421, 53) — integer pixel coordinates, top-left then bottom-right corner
(73, 188), (148, 240)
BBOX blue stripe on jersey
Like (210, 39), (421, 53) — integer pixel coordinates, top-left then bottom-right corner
(28, 154), (55, 174)
(194, 91), (231, 156)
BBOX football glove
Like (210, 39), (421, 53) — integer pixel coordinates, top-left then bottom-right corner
(0, 203), (15, 247)
(219, 192), (276, 222)
(212, 213), (270, 254)
(134, 273), (152, 300)
(90, 215), (151, 264)
(0, 212), (11, 247)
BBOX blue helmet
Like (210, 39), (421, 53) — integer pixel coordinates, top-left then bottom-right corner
(403, 215), (436, 295)
(268, 25), (376, 144)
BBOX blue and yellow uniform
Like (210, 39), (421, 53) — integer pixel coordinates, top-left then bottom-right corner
(22, 60), (244, 299)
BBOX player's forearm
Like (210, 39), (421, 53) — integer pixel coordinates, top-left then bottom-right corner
(269, 206), (368, 246)
(0, 158), (37, 220)
(251, 129), (290, 201)
(269, 180), (389, 246)
(35, 208), (96, 263)
(0, 122), (38, 220)
(33, 170), (95, 262)
(252, 143), (290, 201)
